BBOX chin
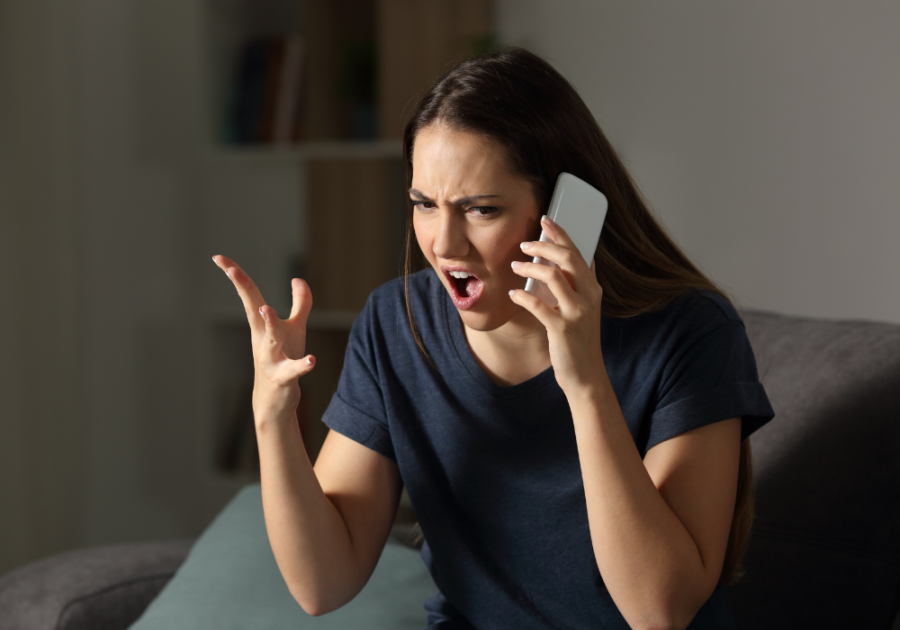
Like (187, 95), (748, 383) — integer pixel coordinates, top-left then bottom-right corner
(456, 298), (518, 332)
(457, 309), (494, 331)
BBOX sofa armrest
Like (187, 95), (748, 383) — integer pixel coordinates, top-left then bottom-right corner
(0, 539), (194, 630)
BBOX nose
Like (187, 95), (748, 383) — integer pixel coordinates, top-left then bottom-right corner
(432, 208), (469, 260)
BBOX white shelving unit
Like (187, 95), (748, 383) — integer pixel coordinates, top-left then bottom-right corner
(198, 140), (401, 324)
(195, 0), (486, 529)
(197, 0), (408, 477)
(203, 140), (402, 163)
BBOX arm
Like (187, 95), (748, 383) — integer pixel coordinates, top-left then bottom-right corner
(213, 256), (402, 616)
(568, 379), (741, 630)
(509, 217), (740, 630)
(258, 418), (402, 616)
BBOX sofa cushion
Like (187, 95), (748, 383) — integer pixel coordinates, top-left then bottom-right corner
(128, 484), (437, 630)
(728, 310), (900, 630)
(0, 539), (193, 630)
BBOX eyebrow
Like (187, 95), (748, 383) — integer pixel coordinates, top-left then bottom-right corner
(408, 188), (500, 205)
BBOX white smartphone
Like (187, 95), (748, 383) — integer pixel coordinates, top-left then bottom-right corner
(524, 172), (608, 308)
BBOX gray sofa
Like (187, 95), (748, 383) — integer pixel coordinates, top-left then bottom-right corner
(2, 309), (899, 630)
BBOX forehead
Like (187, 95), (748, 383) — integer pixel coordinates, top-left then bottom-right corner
(410, 123), (520, 195)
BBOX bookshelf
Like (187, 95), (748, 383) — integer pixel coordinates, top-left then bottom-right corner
(201, 0), (492, 523)
(204, 140), (403, 162)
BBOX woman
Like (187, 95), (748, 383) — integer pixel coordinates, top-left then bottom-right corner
(213, 48), (774, 630)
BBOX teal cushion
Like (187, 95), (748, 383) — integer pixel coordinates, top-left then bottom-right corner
(128, 484), (437, 629)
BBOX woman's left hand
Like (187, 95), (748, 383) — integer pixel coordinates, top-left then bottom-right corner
(509, 215), (605, 396)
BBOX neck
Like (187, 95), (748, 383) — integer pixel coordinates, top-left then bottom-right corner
(461, 307), (551, 386)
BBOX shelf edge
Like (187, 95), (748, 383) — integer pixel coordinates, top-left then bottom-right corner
(204, 141), (403, 163)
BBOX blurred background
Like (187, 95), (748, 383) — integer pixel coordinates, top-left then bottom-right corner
(1, 0), (898, 575)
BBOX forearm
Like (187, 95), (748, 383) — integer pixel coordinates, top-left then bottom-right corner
(568, 376), (710, 630)
(255, 411), (361, 615)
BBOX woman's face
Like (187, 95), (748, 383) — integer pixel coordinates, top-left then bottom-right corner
(411, 123), (542, 332)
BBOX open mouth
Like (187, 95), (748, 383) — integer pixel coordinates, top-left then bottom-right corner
(454, 275), (476, 297)
(442, 266), (485, 310)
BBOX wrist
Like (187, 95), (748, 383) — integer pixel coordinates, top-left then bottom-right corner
(253, 407), (298, 432)
(564, 366), (615, 415)
(252, 382), (301, 428)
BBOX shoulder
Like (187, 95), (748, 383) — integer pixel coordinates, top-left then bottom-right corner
(365, 268), (439, 318)
(345, 269), (448, 375)
(605, 288), (744, 363)
(351, 269), (442, 345)
(664, 288), (744, 334)
(608, 288), (741, 340)
(651, 289), (759, 383)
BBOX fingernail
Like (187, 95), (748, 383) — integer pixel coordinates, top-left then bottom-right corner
(511, 260), (523, 270)
(542, 215), (554, 226)
(520, 241), (532, 249)
(508, 289), (516, 297)
(306, 356), (314, 365)
(258, 306), (266, 320)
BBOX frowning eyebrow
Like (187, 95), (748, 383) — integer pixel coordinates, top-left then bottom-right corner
(409, 188), (500, 205)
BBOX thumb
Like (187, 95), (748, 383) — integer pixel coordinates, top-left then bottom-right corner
(286, 354), (316, 382)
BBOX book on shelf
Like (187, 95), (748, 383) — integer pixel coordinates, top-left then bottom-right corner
(274, 37), (305, 143)
(223, 35), (306, 146)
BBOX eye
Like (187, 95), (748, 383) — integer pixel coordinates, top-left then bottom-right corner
(468, 206), (499, 217)
(412, 200), (435, 211)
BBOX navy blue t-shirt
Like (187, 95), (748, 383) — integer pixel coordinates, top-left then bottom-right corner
(322, 268), (775, 630)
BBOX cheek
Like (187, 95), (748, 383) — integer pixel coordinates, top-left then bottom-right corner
(482, 225), (528, 259)
(412, 217), (434, 260)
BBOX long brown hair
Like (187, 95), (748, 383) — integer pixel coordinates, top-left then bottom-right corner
(401, 47), (754, 585)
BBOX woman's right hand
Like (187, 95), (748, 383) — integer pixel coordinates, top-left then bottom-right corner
(212, 255), (316, 423)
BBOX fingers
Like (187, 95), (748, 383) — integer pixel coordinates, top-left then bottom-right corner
(288, 278), (313, 323)
(521, 230), (585, 271)
(284, 354), (316, 382)
(519, 241), (588, 293)
(529, 215), (590, 271)
(212, 255), (267, 330)
(259, 303), (316, 383)
(539, 214), (576, 248)
(259, 304), (285, 357)
(508, 286), (559, 330)
(512, 259), (577, 311)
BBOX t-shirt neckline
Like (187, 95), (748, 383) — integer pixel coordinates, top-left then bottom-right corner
(436, 272), (559, 399)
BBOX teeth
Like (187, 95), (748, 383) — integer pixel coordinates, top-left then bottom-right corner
(449, 271), (471, 279)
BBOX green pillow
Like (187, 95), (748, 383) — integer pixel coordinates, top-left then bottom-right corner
(129, 484), (437, 629)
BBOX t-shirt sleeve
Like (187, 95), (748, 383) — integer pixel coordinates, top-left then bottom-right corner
(319, 295), (396, 462)
(645, 317), (775, 453)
